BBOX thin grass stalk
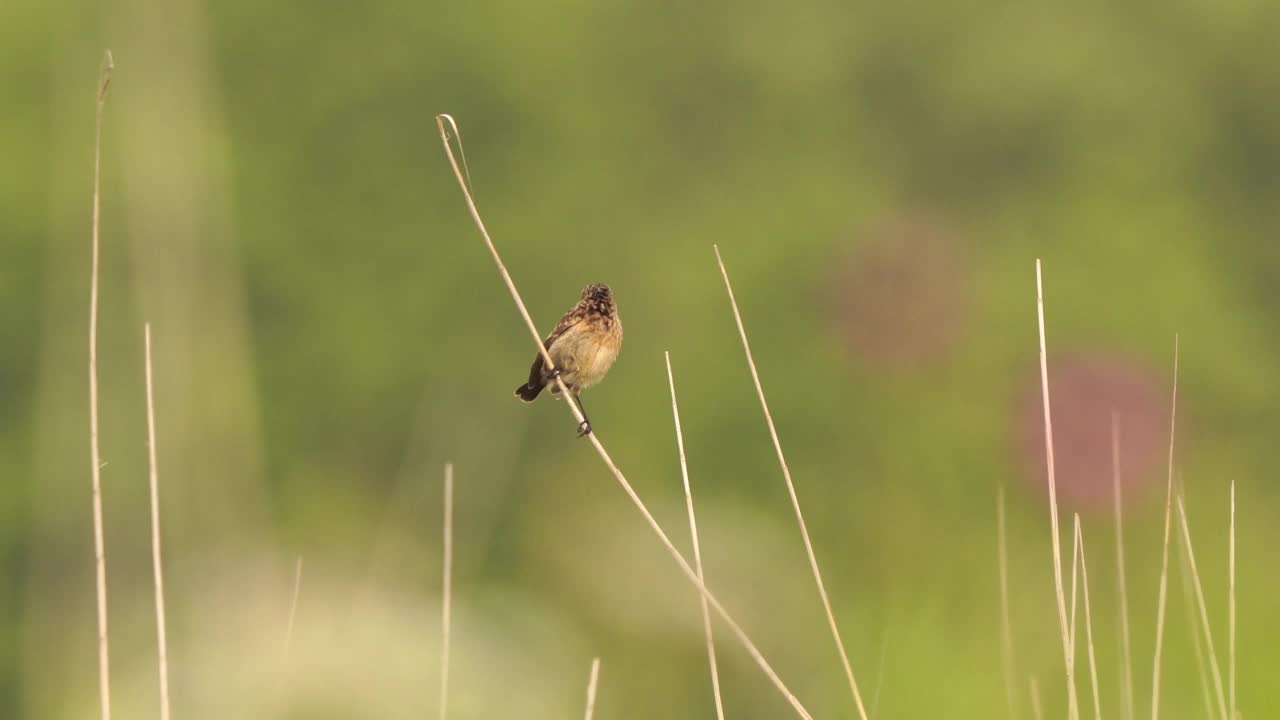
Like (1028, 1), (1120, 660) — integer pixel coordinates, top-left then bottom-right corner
(998, 488), (1018, 720)
(435, 114), (814, 720)
(1033, 259), (1079, 720)
(1150, 336), (1179, 720)
(665, 353), (726, 720)
(1111, 412), (1135, 720)
(1070, 517), (1079, 670)
(715, 245), (868, 720)
(440, 463), (454, 720)
(1228, 481), (1236, 720)
(1176, 494), (1229, 720)
(583, 658), (601, 720)
(1074, 515), (1102, 720)
(870, 631), (889, 719)
(143, 324), (172, 720)
(88, 49), (115, 720)
(1178, 526), (1216, 720)
(283, 556), (303, 658)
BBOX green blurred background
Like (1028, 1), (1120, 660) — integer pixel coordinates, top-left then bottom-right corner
(4, 0), (1278, 717)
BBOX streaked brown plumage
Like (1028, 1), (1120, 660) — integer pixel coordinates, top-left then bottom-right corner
(515, 283), (622, 436)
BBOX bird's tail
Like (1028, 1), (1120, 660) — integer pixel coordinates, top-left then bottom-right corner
(514, 381), (544, 402)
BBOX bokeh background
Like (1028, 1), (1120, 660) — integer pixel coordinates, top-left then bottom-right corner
(4, 0), (1279, 717)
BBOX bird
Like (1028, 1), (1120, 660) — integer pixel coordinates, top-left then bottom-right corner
(514, 283), (622, 437)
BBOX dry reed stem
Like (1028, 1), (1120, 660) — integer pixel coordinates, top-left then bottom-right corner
(1177, 525), (1216, 720)
(143, 324), (172, 720)
(1074, 515), (1101, 720)
(434, 116), (574, 417)
(1033, 260), (1079, 720)
(1228, 481), (1236, 720)
(998, 488), (1018, 720)
(1111, 413), (1135, 720)
(664, 353), (726, 720)
(870, 632), (888, 719)
(1149, 336), (1179, 720)
(435, 114), (814, 720)
(440, 463), (454, 720)
(283, 556), (303, 658)
(1029, 676), (1044, 720)
(1176, 494), (1229, 720)
(583, 658), (601, 720)
(1070, 517), (1079, 669)
(88, 49), (114, 720)
(715, 245), (868, 720)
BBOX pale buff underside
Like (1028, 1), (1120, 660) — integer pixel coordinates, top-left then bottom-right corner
(547, 322), (621, 393)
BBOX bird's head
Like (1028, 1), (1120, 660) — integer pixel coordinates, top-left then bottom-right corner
(582, 283), (612, 303)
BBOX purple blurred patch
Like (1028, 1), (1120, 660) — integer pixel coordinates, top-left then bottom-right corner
(1014, 353), (1169, 512)
(832, 218), (970, 369)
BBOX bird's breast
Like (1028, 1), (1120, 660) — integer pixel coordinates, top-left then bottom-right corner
(548, 318), (620, 388)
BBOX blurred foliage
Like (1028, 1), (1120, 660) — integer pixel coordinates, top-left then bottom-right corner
(3, 0), (1279, 717)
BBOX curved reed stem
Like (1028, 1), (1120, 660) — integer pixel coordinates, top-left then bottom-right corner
(440, 463), (454, 720)
(1150, 336), (1179, 720)
(143, 324), (172, 720)
(88, 49), (115, 720)
(435, 114), (813, 720)
(1034, 260), (1078, 720)
(665, 353), (726, 720)
(715, 245), (868, 720)
(583, 658), (601, 720)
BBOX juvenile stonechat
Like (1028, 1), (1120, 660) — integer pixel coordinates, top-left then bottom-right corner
(514, 283), (622, 436)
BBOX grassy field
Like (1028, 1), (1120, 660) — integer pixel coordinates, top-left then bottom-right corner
(4, 1), (1279, 717)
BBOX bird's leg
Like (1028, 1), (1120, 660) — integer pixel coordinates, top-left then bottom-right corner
(572, 392), (592, 437)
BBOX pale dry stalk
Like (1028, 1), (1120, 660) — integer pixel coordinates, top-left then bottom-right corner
(1029, 676), (1044, 720)
(144, 324), (172, 720)
(1176, 494), (1229, 720)
(583, 658), (601, 720)
(665, 354), (726, 720)
(1178, 524), (1216, 720)
(1228, 481), (1236, 720)
(998, 488), (1018, 720)
(435, 114), (814, 720)
(1149, 336), (1179, 720)
(1074, 515), (1101, 720)
(1111, 413), (1135, 720)
(715, 245), (868, 720)
(88, 49), (115, 720)
(283, 556), (303, 658)
(440, 462), (454, 720)
(1033, 260), (1079, 720)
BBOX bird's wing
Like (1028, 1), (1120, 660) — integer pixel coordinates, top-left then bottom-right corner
(544, 307), (585, 350)
(527, 308), (584, 384)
